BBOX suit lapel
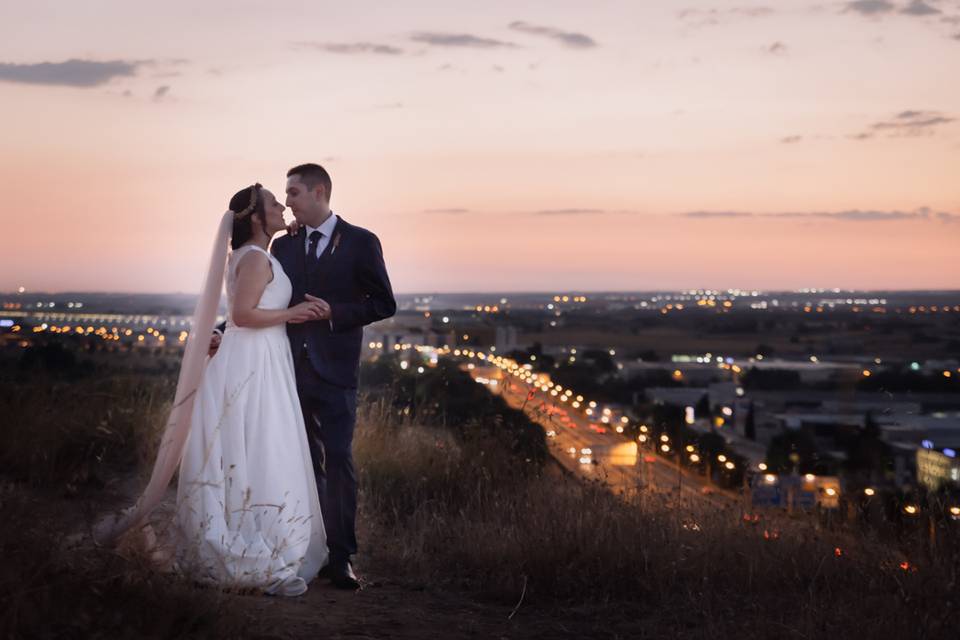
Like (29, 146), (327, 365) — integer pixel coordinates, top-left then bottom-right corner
(295, 227), (308, 278)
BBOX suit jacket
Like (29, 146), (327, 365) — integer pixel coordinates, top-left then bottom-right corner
(271, 216), (396, 389)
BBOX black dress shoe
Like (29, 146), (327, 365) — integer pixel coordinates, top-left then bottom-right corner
(330, 561), (361, 590)
(316, 563), (333, 579)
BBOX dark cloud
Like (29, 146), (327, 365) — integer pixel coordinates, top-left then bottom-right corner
(424, 208), (471, 214)
(293, 41), (404, 55)
(901, 0), (941, 15)
(867, 110), (955, 135)
(780, 135), (803, 143)
(411, 32), (518, 48)
(844, 0), (896, 15)
(767, 41), (788, 54)
(0, 58), (140, 87)
(153, 85), (169, 101)
(508, 21), (598, 48)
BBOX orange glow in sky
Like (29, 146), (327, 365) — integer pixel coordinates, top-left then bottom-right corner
(1, 1), (958, 293)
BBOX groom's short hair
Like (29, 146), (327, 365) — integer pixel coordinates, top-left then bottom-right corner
(287, 163), (332, 201)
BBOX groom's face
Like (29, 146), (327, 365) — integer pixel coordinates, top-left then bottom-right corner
(285, 174), (325, 223)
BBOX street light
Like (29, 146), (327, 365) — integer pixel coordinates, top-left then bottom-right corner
(864, 487), (876, 496)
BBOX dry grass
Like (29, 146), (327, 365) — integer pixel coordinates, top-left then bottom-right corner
(0, 482), (251, 639)
(0, 373), (174, 489)
(355, 400), (958, 639)
(2, 357), (957, 639)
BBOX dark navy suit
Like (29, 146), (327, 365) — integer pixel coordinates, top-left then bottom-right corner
(270, 216), (396, 564)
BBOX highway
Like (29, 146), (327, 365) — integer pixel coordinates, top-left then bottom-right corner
(467, 363), (740, 512)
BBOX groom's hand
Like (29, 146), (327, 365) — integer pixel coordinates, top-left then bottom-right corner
(208, 332), (222, 357)
(304, 294), (331, 320)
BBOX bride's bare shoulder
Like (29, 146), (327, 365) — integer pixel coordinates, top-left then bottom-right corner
(233, 246), (271, 275)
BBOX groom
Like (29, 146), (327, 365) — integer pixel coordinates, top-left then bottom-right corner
(274, 163), (396, 589)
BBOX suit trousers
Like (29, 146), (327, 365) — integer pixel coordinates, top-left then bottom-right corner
(294, 353), (359, 564)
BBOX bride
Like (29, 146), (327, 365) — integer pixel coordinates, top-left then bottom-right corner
(96, 184), (328, 597)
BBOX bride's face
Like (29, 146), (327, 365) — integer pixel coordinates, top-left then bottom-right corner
(257, 189), (287, 235)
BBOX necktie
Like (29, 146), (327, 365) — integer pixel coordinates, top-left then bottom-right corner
(307, 230), (323, 267)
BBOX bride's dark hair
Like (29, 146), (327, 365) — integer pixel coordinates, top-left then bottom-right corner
(229, 183), (268, 250)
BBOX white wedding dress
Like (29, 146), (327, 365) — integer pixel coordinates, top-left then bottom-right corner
(174, 244), (327, 595)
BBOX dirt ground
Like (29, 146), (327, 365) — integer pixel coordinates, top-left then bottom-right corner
(30, 474), (662, 640)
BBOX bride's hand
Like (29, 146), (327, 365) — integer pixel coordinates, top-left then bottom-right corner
(287, 301), (326, 323)
(286, 220), (301, 236)
(304, 294), (331, 320)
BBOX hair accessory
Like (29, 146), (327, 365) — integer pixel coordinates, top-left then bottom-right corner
(233, 185), (261, 219)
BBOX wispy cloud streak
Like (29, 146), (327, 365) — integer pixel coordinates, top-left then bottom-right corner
(508, 21), (597, 48)
(293, 41), (404, 55)
(411, 32), (518, 48)
(680, 207), (958, 222)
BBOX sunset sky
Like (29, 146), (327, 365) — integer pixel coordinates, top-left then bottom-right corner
(2, 0), (958, 293)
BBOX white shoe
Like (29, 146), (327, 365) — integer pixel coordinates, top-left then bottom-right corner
(267, 576), (308, 597)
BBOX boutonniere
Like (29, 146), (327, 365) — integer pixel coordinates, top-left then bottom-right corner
(330, 232), (342, 255)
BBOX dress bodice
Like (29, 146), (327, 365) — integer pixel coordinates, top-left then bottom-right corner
(225, 244), (292, 329)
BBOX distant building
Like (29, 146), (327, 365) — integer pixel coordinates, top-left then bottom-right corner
(621, 361), (721, 385)
(734, 358), (861, 384)
(645, 387), (707, 407)
(495, 325), (520, 354)
(916, 448), (960, 492)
